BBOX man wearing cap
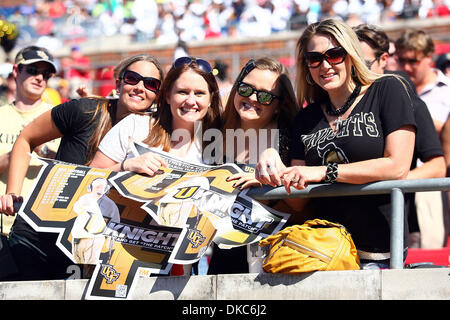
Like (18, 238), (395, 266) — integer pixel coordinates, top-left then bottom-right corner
(0, 45), (60, 234)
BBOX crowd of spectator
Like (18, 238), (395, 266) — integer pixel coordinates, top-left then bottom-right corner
(1, 0), (450, 50)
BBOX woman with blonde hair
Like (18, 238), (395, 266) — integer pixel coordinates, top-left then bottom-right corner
(0, 53), (164, 280)
(256, 19), (416, 269)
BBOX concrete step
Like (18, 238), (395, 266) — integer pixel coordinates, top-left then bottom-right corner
(1, 268), (449, 300)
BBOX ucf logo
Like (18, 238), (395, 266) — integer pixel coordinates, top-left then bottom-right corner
(100, 264), (120, 284)
(173, 186), (199, 200)
(187, 228), (205, 248)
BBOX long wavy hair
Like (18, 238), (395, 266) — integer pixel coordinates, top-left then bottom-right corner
(295, 19), (386, 106)
(84, 54), (164, 165)
(143, 59), (222, 158)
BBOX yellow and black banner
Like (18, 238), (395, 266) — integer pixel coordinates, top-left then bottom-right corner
(18, 147), (290, 299)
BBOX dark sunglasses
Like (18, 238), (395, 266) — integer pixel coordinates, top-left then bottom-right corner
(173, 56), (213, 73)
(304, 46), (347, 68)
(121, 70), (161, 93)
(21, 65), (53, 80)
(237, 82), (278, 105)
(398, 57), (420, 65)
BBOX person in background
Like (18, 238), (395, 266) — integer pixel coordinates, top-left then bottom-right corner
(0, 53), (164, 281)
(435, 52), (450, 78)
(0, 71), (16, 106)
(395, 29), (450, 248)
(207, 56), (300, 275)
(256, 19), (416, 269)
(395, 29), (450, 135)
(385, 39), (399, 71)
(213, 60), (233, 109)
(353, 24), (446, 249)
(57, 78), (70, 103)
(440, 115), (450, 246)
(0, 46), (60, 235)
(60, 45), (92, 99)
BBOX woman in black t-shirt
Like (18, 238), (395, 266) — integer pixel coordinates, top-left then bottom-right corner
(0, 54), (164, 280)
(255, 19), (416, 269)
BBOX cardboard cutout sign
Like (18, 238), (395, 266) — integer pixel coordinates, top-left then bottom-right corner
(18, 146), (289, 299)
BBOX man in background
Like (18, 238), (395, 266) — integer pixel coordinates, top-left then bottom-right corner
(395, 29), (450, 135)
(354, 24), (447, 249)
(0, 45), (60, 234)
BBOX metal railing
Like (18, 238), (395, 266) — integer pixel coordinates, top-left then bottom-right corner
(246, 177), (450, 269)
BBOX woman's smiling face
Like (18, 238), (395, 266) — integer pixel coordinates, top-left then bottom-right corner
(117, 60), (161, 113)
(167, 69), (211, 131)
(234, 68), (280, 128)
(306, 34), (352, 95)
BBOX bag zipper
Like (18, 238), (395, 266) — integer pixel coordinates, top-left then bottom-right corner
(284, 238), (331, 263)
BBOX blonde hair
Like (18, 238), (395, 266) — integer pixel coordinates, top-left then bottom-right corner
(296, 19), (384, 106)
(84, 54), (164, 164)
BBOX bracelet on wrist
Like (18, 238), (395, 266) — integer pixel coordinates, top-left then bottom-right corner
(120, 159), (126, 171)
(324, 162), (338, 183)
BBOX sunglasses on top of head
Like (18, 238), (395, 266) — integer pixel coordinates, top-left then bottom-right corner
(172, 56), (213, 73)
(236, 59), (256, 83)
(20, 65), (53, 80)
(121, 70), (161, 93)
(237, 82), (279, 105)
(304, 46), (347, 69)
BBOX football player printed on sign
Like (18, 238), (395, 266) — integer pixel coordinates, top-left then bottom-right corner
(152, 177), (218, 264)
(169, 202), (217, 264)
(71, 177), (120, 264)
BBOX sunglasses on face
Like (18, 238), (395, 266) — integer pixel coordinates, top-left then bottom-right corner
(21, 65), (53, 80)
(365, 57), (378, 69)
(237, 82), (278, 105)
(121, 70), (161, 93)
(304, 46), (347, 68)
(397, 57), (420, 66)
(173, 56), (213, 73)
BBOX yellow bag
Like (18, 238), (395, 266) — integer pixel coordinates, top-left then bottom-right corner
(259, 219), (360, 273)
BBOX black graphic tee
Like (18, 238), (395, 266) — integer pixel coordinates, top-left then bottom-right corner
(290, 76), (416, 255)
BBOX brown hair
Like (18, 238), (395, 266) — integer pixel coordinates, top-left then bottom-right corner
(395, 29), (435, 57)
(143, 58), (222, 157)
(353, 24), (390, 56)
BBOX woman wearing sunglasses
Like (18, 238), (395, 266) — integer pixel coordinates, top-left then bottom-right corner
(0, 54), (164, 281)
(90, 56), (222, 175)
(207, 57), (299, 275)
(89, 57), (221, 276)
(256, 19), (417, 269)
